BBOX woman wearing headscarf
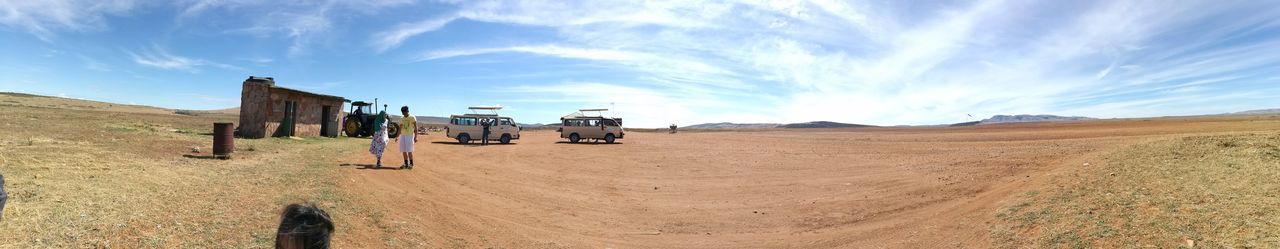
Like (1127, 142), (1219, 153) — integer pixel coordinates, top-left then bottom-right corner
(368, 111), (390, 168)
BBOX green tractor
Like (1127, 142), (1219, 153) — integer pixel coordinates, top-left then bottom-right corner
(343, 100), (401, 138)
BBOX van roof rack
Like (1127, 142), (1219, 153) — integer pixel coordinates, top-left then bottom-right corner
(468, 106), (502, 115)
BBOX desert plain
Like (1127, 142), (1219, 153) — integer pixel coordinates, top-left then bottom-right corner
(2, 92), (1279, 248)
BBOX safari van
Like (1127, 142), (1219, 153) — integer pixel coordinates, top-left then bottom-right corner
(446, 106), (521, 144)
(558, 109), (624, 144)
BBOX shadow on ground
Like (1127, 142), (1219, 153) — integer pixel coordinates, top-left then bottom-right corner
(430, 141), (518, 146)
(339, 163), (404, 170)
(553, 141), (624, 145)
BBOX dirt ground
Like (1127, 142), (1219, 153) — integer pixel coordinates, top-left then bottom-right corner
(337, 116), (1280, 248)
(4, 93), (1278, 248)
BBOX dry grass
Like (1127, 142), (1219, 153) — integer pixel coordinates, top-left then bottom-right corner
(991, 133), (1280, 248)
(0, 94), (373, 248)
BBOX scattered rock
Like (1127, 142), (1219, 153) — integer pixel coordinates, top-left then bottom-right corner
(1186, 239), (1195, 247)
(1109, 173), (1116, 176)
(1083, 162), (1090, 166)
(190, 147), (201, 153)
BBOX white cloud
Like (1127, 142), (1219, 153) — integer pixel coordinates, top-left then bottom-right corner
(180, 0), (413, 56)
(372, 14), (459, 53)
(126, 45), (243, 72)
(0, 0), (137, 40)
(417, 45), (639, 62)
(409, 0), (1280, 125)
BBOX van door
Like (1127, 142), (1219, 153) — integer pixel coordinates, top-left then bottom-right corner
(580, 119), (602, 139)
(498, 118), (516, 139)
(601, 118), (620, 137)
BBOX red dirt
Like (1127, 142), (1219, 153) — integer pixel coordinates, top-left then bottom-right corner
(336, 116), (1280, 248)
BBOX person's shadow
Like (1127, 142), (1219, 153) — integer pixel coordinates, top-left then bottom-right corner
(339, 163), (402, 170)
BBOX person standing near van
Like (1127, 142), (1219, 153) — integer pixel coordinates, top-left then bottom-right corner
(396, 106), (417, 169)
(481, 118), (492, 146)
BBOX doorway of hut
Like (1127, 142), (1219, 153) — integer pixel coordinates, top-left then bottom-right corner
(321, 105), (333, 137)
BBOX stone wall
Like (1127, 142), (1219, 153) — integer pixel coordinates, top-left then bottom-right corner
(236, 80), (273, 138)
(264, 90), (344, 137)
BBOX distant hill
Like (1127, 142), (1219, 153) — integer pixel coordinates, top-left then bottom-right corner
(1231, 109), (1280, 115)
(415, 116), (449, 124)
(1, 92), (183, 115)
(778, 121), (876, 129)
(685, 122), (781, 129)
(948, 121), (981, 127)
(685, 121), (876, 129)
(979, 114), (1094, 124)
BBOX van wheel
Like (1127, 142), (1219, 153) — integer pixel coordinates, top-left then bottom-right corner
(500, 134), (511, 144)
(458, 134), (470, 144)
(604, 134), (615, 144)
(569, 133), (580, 143)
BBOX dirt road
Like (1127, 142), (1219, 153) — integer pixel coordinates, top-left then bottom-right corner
(337, 116), (1280, 248)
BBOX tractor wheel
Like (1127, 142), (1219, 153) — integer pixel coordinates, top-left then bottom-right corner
(604, 133), (616, 144)
(500, 134), (511, 144)
(387, 123), (401, 138)
(458, 134), (470, 144)
(343, 118), (362, 137)
(569, 133), (580, 143)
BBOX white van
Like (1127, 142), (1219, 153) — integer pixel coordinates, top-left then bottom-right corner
(558, 109), (624, 144)
(446, 106), (521, 144)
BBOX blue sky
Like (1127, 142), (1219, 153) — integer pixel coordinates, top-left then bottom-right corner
(1, 0), (1277, 127)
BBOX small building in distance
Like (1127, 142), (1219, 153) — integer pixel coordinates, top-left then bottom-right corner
(237, 76), (347, 138)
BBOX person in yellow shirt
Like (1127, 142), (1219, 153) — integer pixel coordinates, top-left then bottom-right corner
(395, 106), (417, 169)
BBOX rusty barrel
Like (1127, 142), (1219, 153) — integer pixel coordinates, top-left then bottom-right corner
(213, 122), (234, 156)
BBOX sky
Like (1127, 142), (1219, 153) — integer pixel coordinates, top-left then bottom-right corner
(0, 0), (1277, 127)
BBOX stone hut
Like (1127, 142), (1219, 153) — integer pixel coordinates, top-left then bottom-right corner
(237, 76), (347, 138)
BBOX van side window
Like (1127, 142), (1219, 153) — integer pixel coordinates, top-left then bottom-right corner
(602, 119), (617, 126)
(500, 118), (512, 126)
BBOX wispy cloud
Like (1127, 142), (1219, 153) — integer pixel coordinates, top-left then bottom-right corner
(180, 0), (413, 56)
(372, 14), (459, 53)
(0, 0), (137, 41)
(126, 45), (242, 72)
(417, 45), (639, 62)
(390, 0), (1280, 126)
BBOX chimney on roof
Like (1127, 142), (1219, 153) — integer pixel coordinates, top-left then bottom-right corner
(245, 76), (275, 86)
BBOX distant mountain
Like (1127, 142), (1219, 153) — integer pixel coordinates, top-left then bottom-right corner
(1231, 109), (1280, 115)
(949, 121), (981, 127)
(685, 122), (781, 129)
(979, 114), (1094, 124)
(415, 116), (449, 124)
(518, 123), (548, 128)
(777, 121), (876, 129)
